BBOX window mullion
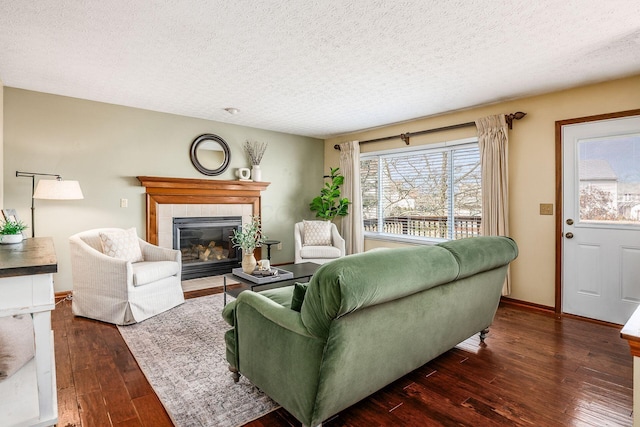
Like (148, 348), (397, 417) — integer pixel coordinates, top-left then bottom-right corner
(448, 151), (455, 239)
(377, 157), (383, 232)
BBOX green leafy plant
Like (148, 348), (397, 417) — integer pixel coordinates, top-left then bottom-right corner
(230, 216), (266, 253)
(0, 219), (28, 235)
(309, 167), (350, 221)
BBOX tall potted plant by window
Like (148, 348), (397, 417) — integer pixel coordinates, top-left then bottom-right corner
(309, 167), (351, 221)
(231, 216), (266, 273)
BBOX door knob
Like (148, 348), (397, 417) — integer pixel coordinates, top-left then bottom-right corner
(565, 232), (574, 239)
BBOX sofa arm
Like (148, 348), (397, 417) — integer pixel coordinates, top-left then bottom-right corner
(233, 290), (327, 426)
(139, 239), (180, 263)
(234, 291), (314, 338)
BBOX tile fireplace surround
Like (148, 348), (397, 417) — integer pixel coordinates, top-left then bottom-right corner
(137, 176), (270, 259)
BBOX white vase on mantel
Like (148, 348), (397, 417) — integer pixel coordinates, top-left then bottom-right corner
(251, 165), (262, 182)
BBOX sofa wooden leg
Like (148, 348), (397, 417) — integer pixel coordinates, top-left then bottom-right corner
(479, 328), (489, 343)
(228, 365), (240, 383)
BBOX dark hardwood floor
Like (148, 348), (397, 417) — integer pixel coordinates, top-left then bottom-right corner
(53, 288), (633, 427)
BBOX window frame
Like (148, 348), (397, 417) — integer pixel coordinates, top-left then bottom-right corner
(360, 136), (480, 244)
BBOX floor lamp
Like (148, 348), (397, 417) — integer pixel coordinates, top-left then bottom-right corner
(16, 171), (84, 238)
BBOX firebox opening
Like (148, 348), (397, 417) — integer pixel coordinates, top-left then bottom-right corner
(173, 216), (242, 280)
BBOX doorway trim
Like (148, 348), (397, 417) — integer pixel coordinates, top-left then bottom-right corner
(554, 108), (640, 319)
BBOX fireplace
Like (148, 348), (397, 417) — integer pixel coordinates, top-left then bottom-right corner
(137, 177), (270, 278)
(173, 216), (242, 280)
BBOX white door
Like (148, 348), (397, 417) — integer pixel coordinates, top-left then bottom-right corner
(562, 114), (640, 325)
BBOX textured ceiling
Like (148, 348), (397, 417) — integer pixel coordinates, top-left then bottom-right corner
(1, 1), (640, 139)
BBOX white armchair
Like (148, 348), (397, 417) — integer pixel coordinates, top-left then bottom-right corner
(69, 228), (185, 325)
(294, 221), (345, 264)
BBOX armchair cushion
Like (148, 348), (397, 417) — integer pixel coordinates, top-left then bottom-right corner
(99, 227), (143, 262)
(132, 261), (180, 286)
(299, 245), (341, 259)
(303, 220), (332, 246)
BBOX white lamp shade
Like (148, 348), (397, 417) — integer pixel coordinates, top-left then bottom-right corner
(33, 179), (84, 200)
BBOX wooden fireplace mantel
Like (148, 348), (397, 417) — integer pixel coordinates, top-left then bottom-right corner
(137, 176), (270, 245)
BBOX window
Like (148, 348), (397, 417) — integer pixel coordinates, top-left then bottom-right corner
(361, 140), (482, 242)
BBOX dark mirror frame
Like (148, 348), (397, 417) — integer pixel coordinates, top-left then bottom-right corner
(190, 133), (231, 176)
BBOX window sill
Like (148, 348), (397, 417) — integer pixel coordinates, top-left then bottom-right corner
(364, 232), (448, 246)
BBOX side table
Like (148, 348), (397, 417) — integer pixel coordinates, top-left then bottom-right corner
(261, 239), (280, 260)
(0, 237), (58, 427)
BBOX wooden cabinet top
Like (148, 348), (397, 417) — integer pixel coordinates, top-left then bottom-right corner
(0, 237), (57, 278)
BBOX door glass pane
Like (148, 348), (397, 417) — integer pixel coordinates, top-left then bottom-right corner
(578, 133), (640, 225)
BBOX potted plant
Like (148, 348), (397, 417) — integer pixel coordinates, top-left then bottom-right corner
(0, 219), (28, 244)
(231, 216), (266, 273)
(309, 167), (351, 221)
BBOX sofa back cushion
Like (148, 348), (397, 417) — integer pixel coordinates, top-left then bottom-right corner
(436, 236), (518, 280)
(300, 245), (459, 338)
(299, 236), (518, 339)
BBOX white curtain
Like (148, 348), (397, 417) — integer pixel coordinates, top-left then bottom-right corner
(475, 114), (511, 295)
(338, 140), (364, 255)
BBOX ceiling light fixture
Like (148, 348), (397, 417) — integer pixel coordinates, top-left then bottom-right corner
(224, 107), (239, 115)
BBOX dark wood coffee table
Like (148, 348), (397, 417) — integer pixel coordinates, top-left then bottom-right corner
(223, 262), (320, 305)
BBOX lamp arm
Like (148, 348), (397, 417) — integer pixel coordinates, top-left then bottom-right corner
(15, 171), (63, 238)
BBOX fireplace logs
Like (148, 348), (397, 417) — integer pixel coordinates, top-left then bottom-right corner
(181, 241), (230, 263)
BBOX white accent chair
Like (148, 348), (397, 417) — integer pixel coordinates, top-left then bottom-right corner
(294, 221), (345, 265)
(69, 228), (185, 325)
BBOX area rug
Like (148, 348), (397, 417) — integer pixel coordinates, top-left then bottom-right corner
(117, 293), (279, 427)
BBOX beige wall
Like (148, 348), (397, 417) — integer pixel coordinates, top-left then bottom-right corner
(0, 79), (3, 206)
(325, 74), (640, 308)
(4, 88), (324, 292)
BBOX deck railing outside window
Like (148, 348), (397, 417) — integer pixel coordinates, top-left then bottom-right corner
(363, 215), (481, 240)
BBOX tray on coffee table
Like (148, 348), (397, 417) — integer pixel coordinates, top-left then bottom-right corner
(232, 267), (294, 284)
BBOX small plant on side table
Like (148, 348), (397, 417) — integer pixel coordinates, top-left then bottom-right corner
(231, 216), (267, 273)
(0, 219), (28, 244)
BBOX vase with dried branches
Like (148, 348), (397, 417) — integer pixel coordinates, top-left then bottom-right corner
(244, 140), (268, 182)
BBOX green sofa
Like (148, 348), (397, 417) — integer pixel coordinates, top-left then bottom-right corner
(222, 236), (518, 426)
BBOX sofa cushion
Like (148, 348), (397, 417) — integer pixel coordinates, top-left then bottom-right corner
(301, 245), (460, 338)
(437, 236), (518, 280)
(303, 220), (332, 246)
(299, 245), (341, 259)
(132, 261), (180, 286)
(291, 282), (309, 312)
(99, 227), (143, 263)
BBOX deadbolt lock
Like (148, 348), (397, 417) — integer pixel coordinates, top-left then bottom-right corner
(566, 219), (574, 225)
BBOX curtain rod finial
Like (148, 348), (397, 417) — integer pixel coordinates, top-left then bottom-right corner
(505, 111), (527, 129)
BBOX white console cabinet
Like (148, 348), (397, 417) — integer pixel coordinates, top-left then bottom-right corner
(0, 237), (58, 427)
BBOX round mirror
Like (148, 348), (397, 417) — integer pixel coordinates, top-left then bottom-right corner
(190, 134), (231, 176)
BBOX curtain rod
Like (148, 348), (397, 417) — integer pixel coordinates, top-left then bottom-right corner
(333, 111), (526, 150)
